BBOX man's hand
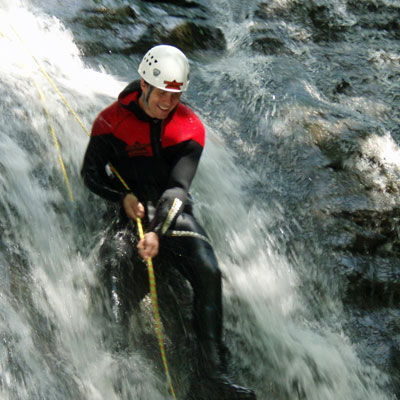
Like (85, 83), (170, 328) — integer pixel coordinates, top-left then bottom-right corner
(123, 193), (145, 220)
(137, 232), (159, 260)
(123, 194), (158, 259)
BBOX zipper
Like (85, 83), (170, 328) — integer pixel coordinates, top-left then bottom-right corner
(150, 119), (162, 159)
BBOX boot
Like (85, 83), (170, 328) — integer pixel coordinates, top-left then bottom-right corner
(188, 340), (257, 400)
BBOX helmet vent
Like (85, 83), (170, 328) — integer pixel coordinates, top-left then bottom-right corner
(144, 56), (158, 67)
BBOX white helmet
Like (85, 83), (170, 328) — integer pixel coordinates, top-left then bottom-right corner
(138, 45), (190, 92)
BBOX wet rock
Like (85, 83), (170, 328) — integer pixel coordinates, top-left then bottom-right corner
(308, 5), (347, 42)
(377, 17), (400, 40)
(344, 307), (400, 395)
(306, 118), (365, 170)
(114, 30), (161, 56)
(305, 117), (400, 198)
(76, 41), (114, 57)
(255, 1), (303, 19)
(340, 255), (400, 307)
(141, 0), (202, 8)
(117, 21), (226, 56)
(165, 21), (226, 52)
(249, 30), (287, 55)
(391, 336), (400, 397)
(333, 79), (352, 95)
(72, 4), (225, 56)
(255, 1), (349, 43)
(334, 208), (400, 255)
(347, 0), (400, 39)
(328, 205), (400, 310)
(71, 6), (137, 30)
(69, 5), (142, 56)
(357, 14), (400, 39)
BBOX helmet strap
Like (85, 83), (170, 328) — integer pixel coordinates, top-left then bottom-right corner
(143, 84), (154, 107)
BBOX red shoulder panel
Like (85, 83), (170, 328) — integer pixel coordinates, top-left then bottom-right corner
(91, 101), (119, 136)
(162, 104), (205, 148)
(91, 99), (153, 157)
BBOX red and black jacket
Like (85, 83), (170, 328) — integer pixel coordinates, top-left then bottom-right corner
(81, 81), (205, 235)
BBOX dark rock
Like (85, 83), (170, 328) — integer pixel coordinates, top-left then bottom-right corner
(306, 119), (364, 170)
(391, 337), (400, 397)
(114, 21), (226, 56)
(254, 1), (302, 19)
(255, 2), (349, 42)
(164, 21), (226, 53)
(378, 17), (400, 39)
(308, 4), (348, 42)
(343, 307), (400, 395)
(71, 6), (137, 30)
(334, 208), (400, 255)
(73, 7), (225, 57)
(340, 255), (400, 307)
(334, 79), (351, 95)
(117, 35), (160, 56)
(141, 0), (202, 8)
(76, 41), (113, 57)
(250, 34), (286, 55)
(347, 0), (400, 38)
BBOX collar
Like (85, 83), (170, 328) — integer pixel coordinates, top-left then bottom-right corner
(118, 80), (159, 122)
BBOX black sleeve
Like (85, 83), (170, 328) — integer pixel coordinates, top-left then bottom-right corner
(81, 134), (128, 202)
(147, 139), (203, 234)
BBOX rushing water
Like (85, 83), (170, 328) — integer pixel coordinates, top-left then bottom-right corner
(0, 0), (399, 399)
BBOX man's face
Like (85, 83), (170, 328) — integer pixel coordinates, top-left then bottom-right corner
(140, 79), (181, 120)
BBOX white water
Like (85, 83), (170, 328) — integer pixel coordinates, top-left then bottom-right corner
(0, 2), (393, 399)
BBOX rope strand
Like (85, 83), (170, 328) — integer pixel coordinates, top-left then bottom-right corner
(33, 78), (75, 202)
(9, 25), (178, 400)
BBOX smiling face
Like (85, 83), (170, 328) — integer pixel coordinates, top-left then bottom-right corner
(139, 78), (182, 120)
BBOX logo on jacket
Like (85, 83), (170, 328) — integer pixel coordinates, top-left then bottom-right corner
(164, 80), (183, 90)
(126, 142), (152, 157)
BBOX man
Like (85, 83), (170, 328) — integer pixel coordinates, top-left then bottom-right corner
(81, 44), (256, 399)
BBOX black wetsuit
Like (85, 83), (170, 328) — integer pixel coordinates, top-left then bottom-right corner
(81, 80), (222, 345)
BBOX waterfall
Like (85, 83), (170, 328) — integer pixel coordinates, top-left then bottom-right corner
(0, 1), (396, 399)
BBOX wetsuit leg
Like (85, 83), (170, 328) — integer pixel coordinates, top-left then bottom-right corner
(163, 213), (256, 399)
(161, 212), (223, 345)
(98, 221), (149, 328)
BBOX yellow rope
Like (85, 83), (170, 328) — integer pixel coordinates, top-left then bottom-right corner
(9, 25), (178, 400)
(136, 217), (178, 400)
(109, 165), (177, 400)
(10, 25), (91, 137)
(33, 79), (75, 202)
(0, 26), (75, 201)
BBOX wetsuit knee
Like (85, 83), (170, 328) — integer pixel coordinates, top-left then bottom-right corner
(98, 225), (149, 322)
